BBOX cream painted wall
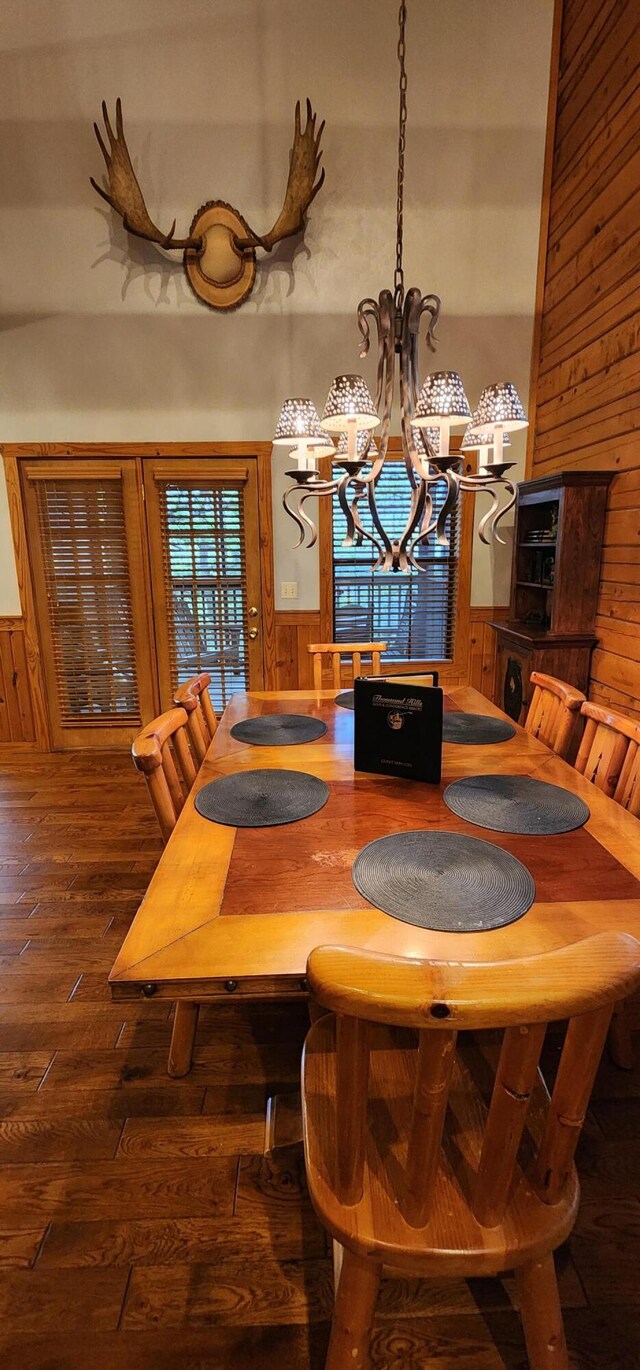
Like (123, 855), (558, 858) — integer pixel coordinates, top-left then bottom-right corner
(0, 0), (554, 613)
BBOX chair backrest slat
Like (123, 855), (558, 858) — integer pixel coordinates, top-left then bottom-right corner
(161, 740), (185, 817)
(473, 1021), (547, 1228)
(534, 1005), (613, 1205)
(308, 934), (640, 1231)
(335, 1015), (369, 1206)
(403, 1029), (457, 1228)
(132, 706), (196, 845)
(574, 701), (640, 814)
(525, 672), (585, 759)
(174, 672), (218, 765)
(308, 642), (387, 692)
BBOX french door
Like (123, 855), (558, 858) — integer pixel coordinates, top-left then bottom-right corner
(143, 459), (264, 714)
(22, 459), (157, 748)
(21, 454), (266, 748)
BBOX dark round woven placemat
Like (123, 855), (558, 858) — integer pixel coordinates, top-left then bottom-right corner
(443, 774), (590, 835)
(194, 769), (330, 828)
(443, 712), (516, 745)
(230, 714), (328, 747)
(352, 829), (535, 932)
(335, 690), (355, 710)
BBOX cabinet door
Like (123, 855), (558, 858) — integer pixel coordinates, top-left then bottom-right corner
(22, 460), (157, 748)
(496, 641), (532, 724)
(143, 459), (264, 714)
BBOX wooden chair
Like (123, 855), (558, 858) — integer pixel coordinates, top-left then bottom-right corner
(524, 671), (586, 760)
(131, 707), (200, 1078)
(302, 933), (640, 1370)
(575, 701), (640, 812)
(308, 642), (387, 691)
(575, 701), (640, 1069)
(174, 672), (218, 765)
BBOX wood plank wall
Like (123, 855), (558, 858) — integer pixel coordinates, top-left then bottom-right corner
(0, 618), (37, 745)
(528, 0), (640, 720)
(271, 607), (507, 697)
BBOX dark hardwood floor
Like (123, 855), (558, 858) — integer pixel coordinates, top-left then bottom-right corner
(0, 752), (639, 1368)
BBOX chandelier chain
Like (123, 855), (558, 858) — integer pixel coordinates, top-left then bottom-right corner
(394, 0), (408, 313)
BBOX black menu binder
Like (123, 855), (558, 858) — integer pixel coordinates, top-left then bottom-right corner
(353, 673), (443, 783)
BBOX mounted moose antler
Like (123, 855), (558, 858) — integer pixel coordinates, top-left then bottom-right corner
(234, 99), (324, 252)
(90, 98), (325, 310)
(90, 99), (202, 251)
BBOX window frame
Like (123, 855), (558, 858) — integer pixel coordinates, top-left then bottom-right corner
(318, 436), (475, 684)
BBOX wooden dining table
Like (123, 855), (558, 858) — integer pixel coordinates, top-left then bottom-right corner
(109, 684), (640, 1004)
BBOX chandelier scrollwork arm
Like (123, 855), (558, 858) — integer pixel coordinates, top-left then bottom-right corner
(274, 2), (526, 574)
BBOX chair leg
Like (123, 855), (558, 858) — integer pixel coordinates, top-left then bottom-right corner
(168, 1001), (200, 1077)
(516, 1254), (569, 1370)
(326, 1247), (381, 1370)
(608, 998), (636, 1070)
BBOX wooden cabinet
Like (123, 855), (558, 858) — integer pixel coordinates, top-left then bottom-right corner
(492, 472), (612, 723)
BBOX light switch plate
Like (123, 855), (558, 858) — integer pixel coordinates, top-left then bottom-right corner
(281, 581), (298, 600)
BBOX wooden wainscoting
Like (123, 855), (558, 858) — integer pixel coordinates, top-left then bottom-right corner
(271, 606), (507, 699)
(468, 606), (510, 703)
(526, 0), (640, 722)
(271, 611), (322, 691)
(0, 617), (38, 746)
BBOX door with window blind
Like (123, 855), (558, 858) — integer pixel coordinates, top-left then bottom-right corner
(143, 459), (264, 715)
(21, 460), (157, 748)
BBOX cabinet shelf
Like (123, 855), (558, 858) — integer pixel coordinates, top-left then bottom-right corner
(516, 580), (554, 590)
(518, 540), (557, 549)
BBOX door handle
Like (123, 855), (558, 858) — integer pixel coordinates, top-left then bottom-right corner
(248, 606), (258, 618)
(249, 627), (259, 640)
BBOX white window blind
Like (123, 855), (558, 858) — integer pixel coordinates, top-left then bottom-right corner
(34, 479), (140, 722)
(332, 462), (459, 660)
(156, 482), (249, 711)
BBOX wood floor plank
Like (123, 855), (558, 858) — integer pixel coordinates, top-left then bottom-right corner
(0, 1003), (169, 1027)
(0, 1085), (207, 1120)
(0, 1052), (52, 1090)
(0, 970), (80, 1002)
(0, 1019), (122, 1051)
(0, 1157), (238, 1222)
(0, 914), (114, 938)
(570, 1196), (640, 1304)
(0, 1267), (130, 1333)
(41, 1044), (302, 1091)
(0, 1118), (123, 1163)
(117, 1115), (266, 1158)
(39, 1211), (327, 1268)
(0, 1228), (46, 1270)
(0, 1325), (327, 1370)
(121, 1257), (334, 1328)
(235, 1145), (312, 1216)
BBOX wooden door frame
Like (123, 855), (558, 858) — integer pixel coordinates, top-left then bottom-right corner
(20, 456), (159, 749)
(317, 436), (475, 684)
(2, 442), (276, 748)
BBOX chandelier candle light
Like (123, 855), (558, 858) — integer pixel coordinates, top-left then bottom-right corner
(272, 0), (528, 572)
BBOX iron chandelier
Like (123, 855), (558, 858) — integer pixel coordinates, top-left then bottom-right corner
(272, 0), (528, 573)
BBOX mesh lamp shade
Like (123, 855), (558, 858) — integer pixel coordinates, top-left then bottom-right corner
(413, 371), (471, 427)
(272, 398), (326, 446)
(320, 375), (380, 433)
(474, 382), (528, 433)
(474, 381), (527, 463)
